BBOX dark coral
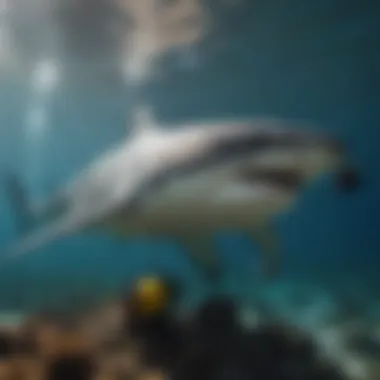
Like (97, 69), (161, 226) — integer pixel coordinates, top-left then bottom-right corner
(169, 297), (347, 380)
(45, 355), (95, 380)
(0, 331), (15, 358)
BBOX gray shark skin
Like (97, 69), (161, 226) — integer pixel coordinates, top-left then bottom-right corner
(2, 108), (360, 278)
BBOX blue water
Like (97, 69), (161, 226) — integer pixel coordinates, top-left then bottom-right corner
(0, 0), (379, 312)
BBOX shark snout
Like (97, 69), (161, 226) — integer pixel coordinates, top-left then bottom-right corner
(336, 164), (361, 192)
(327, 139), (362, 192)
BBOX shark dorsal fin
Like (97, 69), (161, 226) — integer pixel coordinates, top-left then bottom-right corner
(132, 106), (160, 137)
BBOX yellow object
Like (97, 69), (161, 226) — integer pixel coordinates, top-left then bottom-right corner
(133, 277), (169, 315)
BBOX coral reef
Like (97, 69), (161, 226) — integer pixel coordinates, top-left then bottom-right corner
(0, 276), (379, 379)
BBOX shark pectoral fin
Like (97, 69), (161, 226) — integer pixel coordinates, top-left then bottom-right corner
(247, 222), (281, 277)
(179, 236), (221, 280)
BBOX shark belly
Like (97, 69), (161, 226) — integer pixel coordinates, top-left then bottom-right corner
(101, 165), (295, 237)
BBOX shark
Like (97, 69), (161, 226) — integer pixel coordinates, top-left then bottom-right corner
(2, 107), (360, 278)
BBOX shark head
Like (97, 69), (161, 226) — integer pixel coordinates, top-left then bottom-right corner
(124, 117), (361, 237)
(199, 119), (361, 195)
(129, 107), (360, 197)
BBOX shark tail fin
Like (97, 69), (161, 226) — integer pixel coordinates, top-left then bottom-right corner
(3, 172), (35, 235)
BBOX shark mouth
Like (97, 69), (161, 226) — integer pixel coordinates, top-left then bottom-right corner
(238, 167), (304, 191)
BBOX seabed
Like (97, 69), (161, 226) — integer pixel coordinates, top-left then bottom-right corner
(0, 272), (379, 380)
